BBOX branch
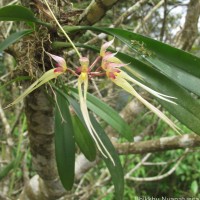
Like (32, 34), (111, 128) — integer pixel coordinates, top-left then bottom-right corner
(159, 0), (168, 41)
(76, 0), (120, 25)
(75, 154), (100, 181)
(73, 133), (200, 182)
(116, 134), (200, 155)
(134, 0), (165, 33)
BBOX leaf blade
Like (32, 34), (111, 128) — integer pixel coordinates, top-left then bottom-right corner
(98, 27), (200, 96)
(0, 5), (38, 22)
(90, 115), (124, 200)
(53, 86), (97, 162)
(69, 97), (124, 200)
(62, 26), (200, 135)
(55, 91), (75, 190)
(60, 42), (200, 135)
(71, 111), (97, 161)
(0, 30), (33, 52)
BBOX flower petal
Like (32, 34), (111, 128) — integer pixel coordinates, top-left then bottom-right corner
(46, 52), (67, 70)
(103, 52), (122, 64)
(105, 62), (127, 69)
(79, 57), (89, 68)
(100, 38), (115, 57)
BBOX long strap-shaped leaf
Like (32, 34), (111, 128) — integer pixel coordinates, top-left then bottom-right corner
(0, 30), (33, 52)
(71, 112), (97, 161)
(53, 86), (97, 162)
(55, 91), (75, 190)
(0, 5), (50, 27)
(69, 97), (124, 200)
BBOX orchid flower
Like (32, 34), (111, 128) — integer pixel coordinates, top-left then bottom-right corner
(100, 39), (180, 133)
(5, 53), (67, 109)
(78, 57), (115, 165)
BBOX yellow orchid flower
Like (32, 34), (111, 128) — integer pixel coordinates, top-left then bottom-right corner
(78, 57), (115, 165)
(5, 53), (67, 109)
(100, 39), (180, 133)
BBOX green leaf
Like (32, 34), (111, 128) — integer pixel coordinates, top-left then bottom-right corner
(0, 5), (50, 27)
(52, 86), (97, 161)
(64, 26), (200, 96)
(0, 30), (33, 52)
(0, 160), (15, 181)
(71, 111), (97, 161)
(0, 5), (38, 22)
(69, 88), (133, 141)
(90, 115), (124, 200)
(55, 91), (75, 190)
(103, 28), (200, 96)
(0, 76), (30, 90)
(191, 180), (198, 195)
(69, 98), (124, 200)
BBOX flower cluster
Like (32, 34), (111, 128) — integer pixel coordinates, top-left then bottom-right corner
(99, 39), (178, 133)
(6, 39), (179, 164)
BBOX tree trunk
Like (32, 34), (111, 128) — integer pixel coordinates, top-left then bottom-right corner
(175, 0), (200, 50)
(18, 89), (65, 200)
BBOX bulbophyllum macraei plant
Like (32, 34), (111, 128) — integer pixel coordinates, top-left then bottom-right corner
(5, 0), (180, 166)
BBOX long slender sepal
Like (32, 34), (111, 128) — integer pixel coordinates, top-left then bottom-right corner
(112, 77), (180, 134)
(120, 71), (177, 104)
(78, 77), (115, 165)
(5, 69), (59, 109)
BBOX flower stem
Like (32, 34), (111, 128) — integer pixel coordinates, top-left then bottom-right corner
(89, 56), (101, 70)
(43, 0), (82, 58)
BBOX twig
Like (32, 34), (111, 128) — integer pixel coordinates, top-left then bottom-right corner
(134, 0), (165, 33)
(125, 153), (152, 178)
(160, 0), (168, 41)
(125, 149), (188, 181)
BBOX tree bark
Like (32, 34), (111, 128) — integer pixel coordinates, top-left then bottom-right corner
(76, 0), (120, 25)
(16, 1), (66, 199)
(175, 0), (200, 50)
(116, 134), (200, 155)
(18, 89), (65, 200)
